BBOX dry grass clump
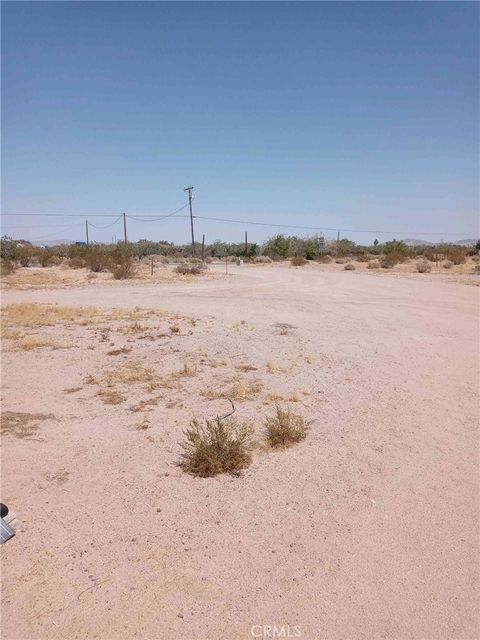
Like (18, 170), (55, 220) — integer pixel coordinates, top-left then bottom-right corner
(175, 263), (204, 275)
(2, 303), (100, 327)
(253, 255), (272, 263)
(104, 362), (157, 387)
(416, 260), (432, 273)
(266, 360), (286, 373)
(367, 259), (380, 269)
(129, 397), (161, 413)
(473, 264), (480, 274)
(96, 390), (126, 405)
(344, 263), (355, 271)
(13, 335), (55, 351)
(290, 255), (307, 266)
(235, 363), (258, 372)
(179, 416), (254, 477)
(1, 411), (53, 439)
(106, 346), (132, 356)
(264, 406), (308, 448)
(202, 377), (263, 401)
(442, 260), (453, 269)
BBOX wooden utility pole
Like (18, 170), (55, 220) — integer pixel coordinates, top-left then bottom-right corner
(123, 213), (128, 243)
(184, 187), (195, 256)
(336, 231), (340, 255)
(201, 234), (205, 261)
(85, 220), (89, 246)
(244, 231), (248, 256)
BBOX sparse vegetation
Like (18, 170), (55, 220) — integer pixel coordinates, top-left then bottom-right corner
(290, 255), (307, 266)
(443, 260), (453, 269)
(179, 416), (254, 477)
(344, 263), (355, 271)
(264, 406), (308, 448)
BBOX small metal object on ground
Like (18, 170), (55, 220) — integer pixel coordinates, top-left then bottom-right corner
(0, 517), (15, 544)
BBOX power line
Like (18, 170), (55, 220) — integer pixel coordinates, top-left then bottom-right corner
(87, 215), (123, 229)
(192, 215), (475, 237)
(1, 211), (476, 237)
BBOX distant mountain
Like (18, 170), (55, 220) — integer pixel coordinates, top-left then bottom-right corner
(402, 239), (434, 246)
(454, 239), (478, 247)
(402, 238), (478, 247)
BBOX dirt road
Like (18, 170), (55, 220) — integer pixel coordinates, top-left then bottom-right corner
(1, 264), (478, 639)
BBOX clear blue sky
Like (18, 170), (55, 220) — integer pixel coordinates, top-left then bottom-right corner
(1, 1), (478, 245)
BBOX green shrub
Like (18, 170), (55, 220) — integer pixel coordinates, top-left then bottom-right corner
(179, 417), (254, 477)
(85, 245), (110, 272)
(264, 406), (308, 448)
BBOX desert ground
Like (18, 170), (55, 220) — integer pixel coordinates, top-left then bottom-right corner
(1, 261), (478, 640)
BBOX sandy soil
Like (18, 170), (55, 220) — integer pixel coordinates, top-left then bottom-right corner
(1, 264), (478, 639)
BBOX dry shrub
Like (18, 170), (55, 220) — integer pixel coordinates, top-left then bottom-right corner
(473, 264), (480, 274)
(264, 406), (308, 448)
(109, 244), (136, 280)
(335, 257), (348, 264)
(380, 253), (401, 269)
(1, 258), (15, 275)
(447, 247), (467, 265)
(290, 255), (307, 267)
(316, 254), (332, 264)
(253, 256), (272, 264)
(179, 417), (254, 477)
(443, 260), (453, 269)
(344, 263), (355, 271)
(354, 253), (369, 262)
(68, 256), (86, 269)
(38, 248), (56, 267)
(416, 261), (432, 273)
(86, 245), (110, 272)
(17, 245), (33, 267)
(367, 259), (380, 269)
(175, 263), (204, 275)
